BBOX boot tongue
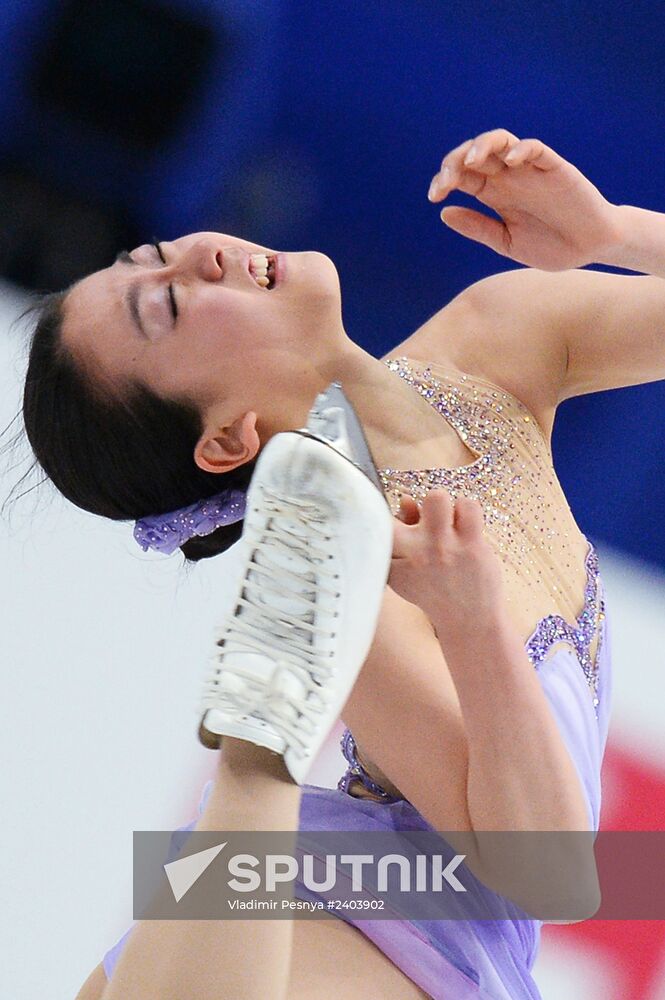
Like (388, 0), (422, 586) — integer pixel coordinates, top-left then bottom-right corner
(214, 649), (308, 727)
(212, 649), (274, 712)
(216, 650), (274, 686)
(267, 664), (311, 725)
(245, 545), (317, 644)
(227, 507), (324, 694)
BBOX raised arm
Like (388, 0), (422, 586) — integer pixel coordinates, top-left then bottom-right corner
(425, 128), (665, 409)
(458, 265), (665, 403)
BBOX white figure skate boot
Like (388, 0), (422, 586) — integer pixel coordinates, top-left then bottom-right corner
(198, 383), (393, 785)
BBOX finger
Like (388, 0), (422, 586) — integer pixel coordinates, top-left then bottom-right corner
(429, 129), (521, 201)
(427, 137), (477, 200)
(462, 128), (521, 169)
(439, 205), (511, 256)
(499, 138), (530, 166)
(462, 151), (511, 177)
(501, 138), (560, 172)
(391, 516), (418, 559)
(396, 494), (420, 525)
(420, 488), (455, 545)
(453, 495), (485, 541)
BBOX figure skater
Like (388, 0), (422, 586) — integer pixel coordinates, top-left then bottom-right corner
(12, 128), (665, 998)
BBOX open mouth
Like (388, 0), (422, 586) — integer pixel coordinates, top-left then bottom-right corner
(249, 253), (276, 290)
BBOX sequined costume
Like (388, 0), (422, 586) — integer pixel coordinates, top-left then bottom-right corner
(101, 358), (612, 999)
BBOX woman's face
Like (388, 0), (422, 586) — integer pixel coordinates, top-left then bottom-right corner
(62, 230), (347, 434)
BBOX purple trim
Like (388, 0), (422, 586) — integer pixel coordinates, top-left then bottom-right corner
(524, 540), (604, 712)
(337, 729), (401, 802)
(338, 540), (605, 802)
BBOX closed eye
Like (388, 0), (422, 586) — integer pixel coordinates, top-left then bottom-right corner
(153, 240), (178, 322)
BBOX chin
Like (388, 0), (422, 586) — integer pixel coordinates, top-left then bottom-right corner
(299, 249), (338, 274)
(312, 251), (341, 292)
(286, 250), (339, 305)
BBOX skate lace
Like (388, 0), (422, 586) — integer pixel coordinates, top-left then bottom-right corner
(204, 490), (342, 754)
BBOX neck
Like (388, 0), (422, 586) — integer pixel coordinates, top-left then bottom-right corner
(268, 340), (432, 471)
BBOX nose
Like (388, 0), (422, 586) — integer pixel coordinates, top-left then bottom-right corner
(176, 239), (224, 282)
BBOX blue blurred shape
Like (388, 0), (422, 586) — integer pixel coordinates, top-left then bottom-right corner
(0, 0), (284, 285)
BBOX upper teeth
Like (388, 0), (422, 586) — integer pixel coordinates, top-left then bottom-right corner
(249, 253), (272, 288)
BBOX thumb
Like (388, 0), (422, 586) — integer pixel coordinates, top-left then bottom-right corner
(440, 205), (510, 256)
(393, 495), (420, 557)
(396, 494), (420, 524)
(391, 516), (415, 559)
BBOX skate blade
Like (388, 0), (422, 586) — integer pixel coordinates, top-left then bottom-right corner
(297, 382), (388, 501)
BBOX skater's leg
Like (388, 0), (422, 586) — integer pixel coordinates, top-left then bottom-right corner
(104, 737), (300, 1000)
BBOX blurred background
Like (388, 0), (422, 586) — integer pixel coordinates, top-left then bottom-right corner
(1, 1), (664, 997)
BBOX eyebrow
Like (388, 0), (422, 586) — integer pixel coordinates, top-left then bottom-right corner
(115, 249), (148, 340)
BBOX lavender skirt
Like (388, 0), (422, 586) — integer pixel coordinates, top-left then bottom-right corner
(102, 582), (612, 999)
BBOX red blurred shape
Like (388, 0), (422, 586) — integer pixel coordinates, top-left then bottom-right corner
(544, 740), (665, 1000)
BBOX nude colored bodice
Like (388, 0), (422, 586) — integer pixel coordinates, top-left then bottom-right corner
(379, 357), (603, 678)
(338, 356), (607, 802)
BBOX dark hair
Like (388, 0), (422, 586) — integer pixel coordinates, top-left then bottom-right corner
(16, 290), (254, 562)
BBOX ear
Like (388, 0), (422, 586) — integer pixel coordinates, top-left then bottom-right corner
(194, 410), (261, 474)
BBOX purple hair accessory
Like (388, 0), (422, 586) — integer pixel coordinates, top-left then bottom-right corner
(133, 489), (247, 555)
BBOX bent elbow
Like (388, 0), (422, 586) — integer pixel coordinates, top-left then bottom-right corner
(473, 840), (601, 922)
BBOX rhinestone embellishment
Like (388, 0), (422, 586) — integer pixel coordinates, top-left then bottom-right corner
(337, 357), (607, 802)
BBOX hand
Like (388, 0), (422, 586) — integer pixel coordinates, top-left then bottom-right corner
(428, 128), (621, 271)
(389, 489), (506, 640)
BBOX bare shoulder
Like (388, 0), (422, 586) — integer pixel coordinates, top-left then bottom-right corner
(74, 961), (107, 1000)
(383, 268), (571, 444)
